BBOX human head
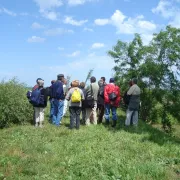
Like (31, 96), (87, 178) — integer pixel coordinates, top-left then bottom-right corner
(109, 78), (115, 83)
(63, 78), (67, 85)
(57, 74), (64, 81)
(101, 77), (106, 83)
(38, 79), (44, 87)
(36, 78), (42, 84)
(90, 76), (96, 83)
(129, 80), (133, 87)
(132, 78), (138, 85)
(98, 80), (103, 87)
(80, 82), (85, 89)
(51, 80), (56, 85)
(72, 80), (79, 87)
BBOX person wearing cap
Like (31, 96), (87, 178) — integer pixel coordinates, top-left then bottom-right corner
(33, 79), (48, 128)
(85, 76), (99, 125)
(51, 74), (65, 126)
(66, 80), (84, 129)
(125, 78), (141, 126)
(104, 78), (121, 127)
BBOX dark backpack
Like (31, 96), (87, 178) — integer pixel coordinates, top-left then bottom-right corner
(26, 90), (32, 100)
(123, 91), (131, 105)
(108, 85), (117, 101)
(29, 88), (44, 106)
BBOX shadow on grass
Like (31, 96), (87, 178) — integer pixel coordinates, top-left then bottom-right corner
(104, 113), (180, 146)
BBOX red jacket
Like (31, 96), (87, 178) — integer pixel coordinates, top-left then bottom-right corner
(104, 83), (121, 107)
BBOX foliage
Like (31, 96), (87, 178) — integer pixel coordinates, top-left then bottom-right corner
(0, 111), (179, 180)
(108, 26), (180, 132)
(0, 78), (33, 128)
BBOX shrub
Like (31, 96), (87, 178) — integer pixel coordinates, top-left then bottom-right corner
(0, 78), (33, 128)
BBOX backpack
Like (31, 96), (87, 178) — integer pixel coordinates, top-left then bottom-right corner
(123, 91), (131, 105)
(108, 85), (117, 101)
(71, 88), (81, 103)
(26, 90), (32, 100)
(29, 88), (44, 106)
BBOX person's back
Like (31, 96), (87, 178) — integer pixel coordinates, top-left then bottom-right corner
(51, 80), (64, 100)
(91, 82), (99, 101)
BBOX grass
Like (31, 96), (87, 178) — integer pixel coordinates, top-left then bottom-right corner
(0, 108), (180, 180)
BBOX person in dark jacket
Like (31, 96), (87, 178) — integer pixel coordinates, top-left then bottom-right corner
(97, 79), (106, 124)
(33, 80), (48, 128)
(49, 80), (56, 122)
(51, 74), (65, 126)
(79, 82), (87, 124)
(125, 78), (141, 126)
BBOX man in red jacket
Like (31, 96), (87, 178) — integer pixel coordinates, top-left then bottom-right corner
(104, 78), (121, 127)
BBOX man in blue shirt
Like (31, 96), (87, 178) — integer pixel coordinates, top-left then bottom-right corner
(51, 74), (65, 126)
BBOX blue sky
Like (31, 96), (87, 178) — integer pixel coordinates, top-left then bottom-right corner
(0, 0), (180, 86)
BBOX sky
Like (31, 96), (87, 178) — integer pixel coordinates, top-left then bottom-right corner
(0, 0), (180, 87)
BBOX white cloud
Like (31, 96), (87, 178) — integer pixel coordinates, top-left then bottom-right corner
(58, 47), (65, 51)
(31, 22), (44, 29)
(91, 43), (105, 49)
(33, 0), (63, 10)
(0, 8), (17, 16)
(152, 0), (174, 18)
(27, 36), (45, 43)
(83, 27), (94, 32)
(44, 28), (74, 36)
(64, 16), (88, 26)
(67, 51), (81, 57)
(67, 0), (98, 6)
(33, 0), (62, 20)
(170, 12), (180, 28)
(94, 19), (109, 25)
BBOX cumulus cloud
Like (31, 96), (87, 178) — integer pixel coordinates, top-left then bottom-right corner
(44, 28), (74, 36)
(91, 43), (105, 49)
(152, 0), (180, 28)
(94, 19), (109, 25)
(0, 8), (17, 16)
(31, 22), (44, 29)
(33, 0), (62, 20)
(64, 16), (88, 26)
(67, 0), (98, 6)
(27, 36), (45, 43)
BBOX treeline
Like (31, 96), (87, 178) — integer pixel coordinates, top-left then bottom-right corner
(108, 26), (180, 132)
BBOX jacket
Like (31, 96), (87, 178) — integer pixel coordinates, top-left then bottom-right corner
(51, 80), (65, 100)
(104, 83), (121, 107)
(98, 84), (106, 106)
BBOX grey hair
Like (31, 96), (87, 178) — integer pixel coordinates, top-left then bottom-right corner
(132, 78), (138, 84)
(98, 80), (103, 87)
(38, 79), (44, 87)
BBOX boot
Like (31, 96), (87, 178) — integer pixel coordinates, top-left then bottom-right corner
(112, 120), (116, 128)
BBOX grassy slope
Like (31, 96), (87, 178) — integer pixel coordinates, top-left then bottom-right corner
(0, 110), (180, 180)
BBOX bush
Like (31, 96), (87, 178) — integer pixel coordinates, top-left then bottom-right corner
(0, 78), (33, 128)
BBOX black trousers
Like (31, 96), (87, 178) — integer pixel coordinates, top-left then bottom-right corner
(69, 107), (81, 129)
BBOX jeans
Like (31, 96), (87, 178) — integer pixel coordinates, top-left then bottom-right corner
(52, 99), (64, 126)
(104, 104), (117, 122)
(69, 107), (81, 129)
(49, 99), (54, 121)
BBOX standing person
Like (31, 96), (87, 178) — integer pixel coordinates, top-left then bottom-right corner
(66, 80), (84, 130)
(30, 79), (48, 128)
(85, 76), (99, 126)
(125, 78), (141, 126)
(97, 79), (106, 124)
(51, 74), (65, 127)
(49, 80), (56, 122)
(104, 78), (121, 127)
(79, 82), (87, 124)
(101, 77), (107, 85)
(63, 78), (68, 117)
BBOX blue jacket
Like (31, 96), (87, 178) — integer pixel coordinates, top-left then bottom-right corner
(51, 81), (65, 100)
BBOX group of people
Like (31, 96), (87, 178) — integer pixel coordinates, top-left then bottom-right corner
(27, 74), (141, 129)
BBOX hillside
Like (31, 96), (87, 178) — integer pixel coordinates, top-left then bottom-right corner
(0, 111), (180, 180)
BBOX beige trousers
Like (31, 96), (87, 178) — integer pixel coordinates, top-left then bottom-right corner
(85, 101), (97, 125)
(34, 107), (45, 123)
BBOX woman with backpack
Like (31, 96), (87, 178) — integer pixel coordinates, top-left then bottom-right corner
(66, 80), (84, 130)
(31, 79), (48, 128)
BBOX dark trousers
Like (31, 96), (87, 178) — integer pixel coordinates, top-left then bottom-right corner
(98, 105), (105, 123)
(69, 107), (81, 129)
